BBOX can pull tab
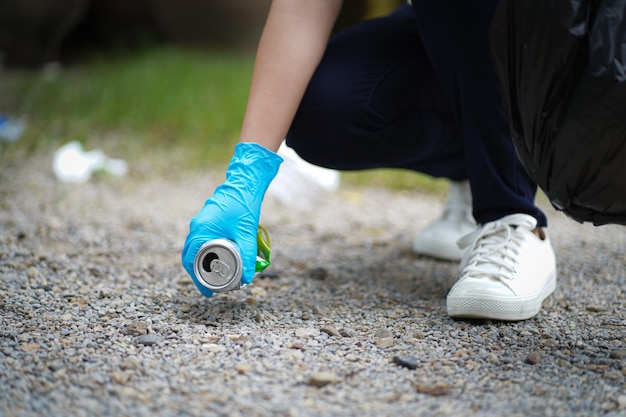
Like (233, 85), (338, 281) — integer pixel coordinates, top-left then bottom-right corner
(255, 225), (271, 273)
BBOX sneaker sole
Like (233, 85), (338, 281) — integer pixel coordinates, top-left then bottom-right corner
(446, 272), (557, 321)
(412, 240), (464, 262)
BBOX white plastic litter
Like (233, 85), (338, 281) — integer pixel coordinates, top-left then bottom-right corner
(266, 142), (340, 210)
(52, 141), (128, 184)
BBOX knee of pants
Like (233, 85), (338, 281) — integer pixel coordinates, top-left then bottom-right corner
(286, 75), (420, 168)
(285, 105), (347, 168)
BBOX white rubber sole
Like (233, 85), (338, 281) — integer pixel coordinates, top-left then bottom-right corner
(412, 238), (465, 262)
(446, 272), (557, 321)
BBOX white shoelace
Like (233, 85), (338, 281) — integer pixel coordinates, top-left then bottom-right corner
(457, 215), (537, 284)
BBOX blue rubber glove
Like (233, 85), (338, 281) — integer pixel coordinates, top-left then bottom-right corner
(182, 142), (283, 297)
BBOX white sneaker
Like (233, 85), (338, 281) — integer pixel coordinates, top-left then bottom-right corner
(413, 180), (476, 261)
(266, 143), (340, 210)
(446, 213), (557, 321)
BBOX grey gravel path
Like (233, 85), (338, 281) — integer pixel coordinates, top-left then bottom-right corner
(1, 150), (626, 417)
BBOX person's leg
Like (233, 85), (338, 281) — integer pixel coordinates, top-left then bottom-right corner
(286, 5), (466, 180)
(410, 0), (546, 227)
(410, 0), (556, 320)
(286, 6), (475, 261)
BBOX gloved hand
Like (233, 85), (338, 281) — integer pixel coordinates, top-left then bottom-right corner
(182, 142), (283, 297)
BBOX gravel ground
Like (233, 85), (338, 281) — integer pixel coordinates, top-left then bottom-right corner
(1, 150), (626, 417)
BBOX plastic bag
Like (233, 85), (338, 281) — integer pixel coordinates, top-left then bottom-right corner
(491, 0), (626, 225)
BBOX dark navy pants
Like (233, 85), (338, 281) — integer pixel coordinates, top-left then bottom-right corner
(285, 3), (547, 227)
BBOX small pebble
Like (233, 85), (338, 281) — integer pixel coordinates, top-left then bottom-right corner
(123, 321), (148, 336)
(603, 371), (622, 381)
(309, 267), (328, 280)
(110, 371), (130, 384)
(375, 337), (394, 349)
(416, 382), (450, 396)
(541, 338), (558, 348)
(295, 328), (316, 338)
(339, 328), (357, 338)
(392, 355), (419, 370)
(20, 343), (39, 352)
(249, 287), (267, 298)
(374, 328), (393, 339)
(306, 372), (338, 388)
(525, 352), (542, 365)
(320, 325), (342, 338)
(610, 350), (626, 359)
(235, 363), (252, 374)
(59, 313), (73, 322)
(138, 334), (162, 346)
(119, 358), (141, 370)
(487, 353), (501, 365)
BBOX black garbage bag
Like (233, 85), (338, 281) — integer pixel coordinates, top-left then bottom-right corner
(491, 0), (626, 225)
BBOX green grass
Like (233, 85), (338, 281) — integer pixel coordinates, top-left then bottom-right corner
(0, 46), (444, 192)
(1, 47), (252, 168)
(341, 169), (447, 193)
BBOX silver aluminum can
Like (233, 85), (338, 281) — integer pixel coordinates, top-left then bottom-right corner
(193, 239), (243, 292)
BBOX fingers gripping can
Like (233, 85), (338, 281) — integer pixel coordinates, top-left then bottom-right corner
(193, 227), (271, 293)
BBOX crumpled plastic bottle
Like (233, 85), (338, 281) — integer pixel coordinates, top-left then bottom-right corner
(52, 141), (128, 184)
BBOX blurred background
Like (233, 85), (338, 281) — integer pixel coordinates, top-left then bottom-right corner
(0, 0), (410, 67)
(0, 0), (444, 191)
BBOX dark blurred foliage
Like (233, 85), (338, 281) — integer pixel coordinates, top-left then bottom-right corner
(0, 0), (404, 68)
(0, 0), (90, 67)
